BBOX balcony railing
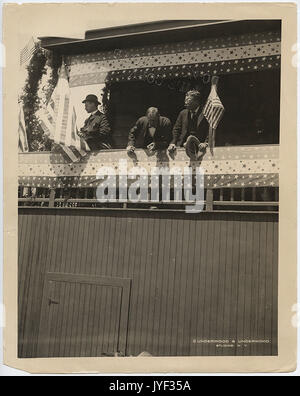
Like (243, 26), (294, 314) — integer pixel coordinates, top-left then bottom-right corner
(18, 145), (279, 212)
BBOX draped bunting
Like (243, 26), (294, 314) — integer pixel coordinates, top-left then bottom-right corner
(65, 30), (281, 87)
(18, 145), (279, 189)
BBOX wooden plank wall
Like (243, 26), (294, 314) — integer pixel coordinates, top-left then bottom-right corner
(38, 280), (123, 357)
(18, 208), (278, 357)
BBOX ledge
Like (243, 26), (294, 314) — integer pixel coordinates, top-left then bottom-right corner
(18, 145), (279, 189)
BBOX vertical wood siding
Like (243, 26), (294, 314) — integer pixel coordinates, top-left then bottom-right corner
(39, 281), (122, 357)
(18, 208), (278, 357)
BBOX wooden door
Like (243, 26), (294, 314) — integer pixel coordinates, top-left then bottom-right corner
(37, 273), (131, 357)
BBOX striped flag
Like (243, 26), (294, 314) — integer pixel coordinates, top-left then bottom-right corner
(37, 61), (90, 162)
(20, 37), (37, 66)
(203, 78), (225, 155)
(18, 103), (29, 152)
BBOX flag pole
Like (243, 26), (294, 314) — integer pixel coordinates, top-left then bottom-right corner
(61, 55), (68, 79)
(211, 75), (219, 86)
(209, 76), (219, 156)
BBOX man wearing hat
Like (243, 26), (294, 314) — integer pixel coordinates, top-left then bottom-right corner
(79, 94), (112, 150)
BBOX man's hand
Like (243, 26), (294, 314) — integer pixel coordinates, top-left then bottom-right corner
(77, 129), (85, 139)
(199, 142), (208, 150)
(127, 145), (135, 154)
(168, 144), (177, 153)
(147, 142), (156, 152)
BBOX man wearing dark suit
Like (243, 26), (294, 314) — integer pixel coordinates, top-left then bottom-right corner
(168, 90), (209, 160)
(78, 94), (112, 150)
(127, 107), (172, 154)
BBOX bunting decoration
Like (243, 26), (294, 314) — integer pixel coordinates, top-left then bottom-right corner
(18, 145), (279, 189)
(64, 30), (281, 87)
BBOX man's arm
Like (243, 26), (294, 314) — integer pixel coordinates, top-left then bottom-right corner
(155, 118), (173, 150)
(80, 113), (111, 139)
(128, 118), (142, 147)
(98, 113), (111, 137)
(171, 111), (183, 145)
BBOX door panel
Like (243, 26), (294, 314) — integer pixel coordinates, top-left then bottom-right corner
(37, 273), (131, 357)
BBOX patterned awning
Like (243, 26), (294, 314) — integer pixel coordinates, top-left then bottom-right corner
(66, 30), (281, 87)
(18, 145), (279, 189)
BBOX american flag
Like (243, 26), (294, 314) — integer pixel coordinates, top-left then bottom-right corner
(203, 79), (225, 155)
(20, 37), (37, 66)
(18, 102), (29, 153)
(38, 61), (90, 162)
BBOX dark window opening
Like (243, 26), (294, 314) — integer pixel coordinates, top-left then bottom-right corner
(108, 69), (280, 149)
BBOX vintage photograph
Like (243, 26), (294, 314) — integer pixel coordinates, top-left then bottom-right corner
(16, 17), (281, 359)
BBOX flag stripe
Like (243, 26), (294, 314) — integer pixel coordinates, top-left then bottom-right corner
(37, 62), (90, 162)
(20, 37), (37, 66)
(18, 104), (29, 153)
(61, 145), (81, 162)
(65, 96), (73, 147)
(203, 85), (224, 129)
(203, 83), (225, 155)
(59, 95), (70, 145)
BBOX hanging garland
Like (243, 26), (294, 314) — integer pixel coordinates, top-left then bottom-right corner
(20, 43), (48, 151)
(43, 50), (62, 104)
(20, 43), (61, 151)
(20, 44), (114, 152)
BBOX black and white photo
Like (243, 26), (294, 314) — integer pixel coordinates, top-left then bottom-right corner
(2, 2), (297, 374)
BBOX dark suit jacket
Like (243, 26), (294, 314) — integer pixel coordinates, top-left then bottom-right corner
(171, 108), (209, 146)
(128, 116), (172, 149)
(79, 110), (112, 150)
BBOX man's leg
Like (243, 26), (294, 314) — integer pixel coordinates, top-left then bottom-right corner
(185, 135), (207, 160)
(184, 135), (201, 160)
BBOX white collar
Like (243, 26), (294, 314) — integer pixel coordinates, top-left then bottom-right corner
(91, 109), (98, 116)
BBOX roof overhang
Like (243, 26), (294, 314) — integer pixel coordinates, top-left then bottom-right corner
(39, 19), (281, 55)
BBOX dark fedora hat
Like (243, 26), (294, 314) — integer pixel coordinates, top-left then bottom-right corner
(82, 94), (101, 105)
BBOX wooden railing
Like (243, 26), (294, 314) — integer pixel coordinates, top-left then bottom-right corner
(18, 185), (279, 212)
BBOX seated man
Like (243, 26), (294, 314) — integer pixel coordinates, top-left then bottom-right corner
(127, 107), (172, 154)
(78, 94), (112, 150)
(168, 90), (209, 160)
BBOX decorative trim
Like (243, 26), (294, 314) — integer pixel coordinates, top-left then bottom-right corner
(65, 30), (281, 87)
(18, 173), (278, 189)
(18, 145), (279, 189)
(67, 31), (280, 64)
(69, 56), (280, 86)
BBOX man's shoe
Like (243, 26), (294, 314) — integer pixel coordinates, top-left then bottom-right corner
(196, 146), (207, 160)
(185, 135), (200, 161)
